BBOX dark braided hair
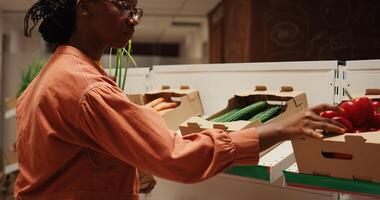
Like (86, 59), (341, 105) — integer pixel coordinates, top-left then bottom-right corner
(24, 0), (77, 44)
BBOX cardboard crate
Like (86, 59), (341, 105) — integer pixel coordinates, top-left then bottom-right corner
(128, 85), (204, 131)
(180, 86), (308, 135)
(292, 132), (380, 183)
(292, 88), (380, 183)
(179, 86), (308, 182)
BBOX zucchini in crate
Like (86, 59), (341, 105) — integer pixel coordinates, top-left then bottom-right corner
(211, 108), (240, 122)
(224, 101), (268, 122)
(249, 106), (282, 123)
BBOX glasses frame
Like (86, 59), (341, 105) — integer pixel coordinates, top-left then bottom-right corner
(104, 0), (143, 21)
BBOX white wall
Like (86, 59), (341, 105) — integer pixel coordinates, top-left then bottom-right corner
(179, 18), (209, 64)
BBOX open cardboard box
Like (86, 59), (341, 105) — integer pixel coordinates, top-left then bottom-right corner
(180, 86), (308, 136)
(292, 88), (380, 183)
(127, 85), (204, 131)
(292, 132), (380, 183)
(179, 86), (308, 182)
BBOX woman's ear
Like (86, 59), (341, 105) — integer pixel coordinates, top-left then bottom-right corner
(77, 0), (89, 16)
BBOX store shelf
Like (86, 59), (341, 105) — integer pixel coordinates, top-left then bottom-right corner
(225, 141), (295, 182)
(283, 163), (380, 198)
(5, 108), (16, 119)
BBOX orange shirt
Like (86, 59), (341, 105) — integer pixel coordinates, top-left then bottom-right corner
(15, 45), (260, 200)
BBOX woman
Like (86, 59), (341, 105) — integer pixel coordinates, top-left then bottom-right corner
(15, 0), (345, 199)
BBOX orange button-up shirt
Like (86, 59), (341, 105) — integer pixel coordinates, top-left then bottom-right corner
(15, 45), (260, 200)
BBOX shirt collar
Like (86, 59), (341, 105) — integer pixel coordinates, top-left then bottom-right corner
(55, 45), (109, 77)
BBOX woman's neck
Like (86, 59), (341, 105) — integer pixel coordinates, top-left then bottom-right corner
(67, 32), (105, 61)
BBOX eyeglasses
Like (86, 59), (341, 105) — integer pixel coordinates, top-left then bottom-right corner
(104, 0), (143, 22)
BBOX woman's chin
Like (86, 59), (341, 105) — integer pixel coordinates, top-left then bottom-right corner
(120, 38), (134, 48)
(108, 35), (133, 49)
(111, 41), (131, 49)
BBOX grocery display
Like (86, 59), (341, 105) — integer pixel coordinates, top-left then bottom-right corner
(321, 91), (380, 133)
(3, 58), (379, 199)
(178, 86), (308, 182)
(180, 86), (308, 135)
(292, 89), (380, 187)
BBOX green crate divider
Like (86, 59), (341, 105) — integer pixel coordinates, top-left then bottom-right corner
(283, 170), (380, 197)
(225, 165), (270, 181)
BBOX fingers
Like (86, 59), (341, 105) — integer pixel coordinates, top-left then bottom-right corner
(322, 117), (347, 129)
(307, 120), (346, 134)
(154, 102), (178, 111)
(310, 103), (342, 114)
(304, 128), (324, 139)
(158, 108), (175, 115)
(309, 112), (346, 129)
(145, 98), (165, 108)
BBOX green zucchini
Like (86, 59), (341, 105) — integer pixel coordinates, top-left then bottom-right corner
(224, 101), (268, 122)
(249, 109), (270, 122)
(211, 108), (240, 122)
(249, 106), (282, 123)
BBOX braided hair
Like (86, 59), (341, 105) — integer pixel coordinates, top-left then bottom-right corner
(24, 0), (77, 44)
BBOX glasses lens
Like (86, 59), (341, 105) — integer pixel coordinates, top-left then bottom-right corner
(130, 8), (143, 22)
(135, 8), (143, 20)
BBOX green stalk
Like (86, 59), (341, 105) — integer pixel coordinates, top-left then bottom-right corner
(121, 41), (133, 90)
(115, 49), (122, 80)
(118, 49), (125, 87)
(106, 41), (137, 90)
(122, 47), (137, 67)
(108, 47), (113, 75)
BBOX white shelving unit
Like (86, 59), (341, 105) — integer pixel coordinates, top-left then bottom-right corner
(341, 59), (380, 101)
(151, 61), (338, 115)
(123, 67), (151, 93)
(148, 61), (341, 200)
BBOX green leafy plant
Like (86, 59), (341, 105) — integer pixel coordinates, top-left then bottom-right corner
(108, 40), (137, 90)
(17, 59), (45, 97)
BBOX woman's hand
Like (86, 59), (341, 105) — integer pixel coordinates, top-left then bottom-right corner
(145, 98), (178, 115)
(278, 103), (346, 139)
(257, 104), (346, 151)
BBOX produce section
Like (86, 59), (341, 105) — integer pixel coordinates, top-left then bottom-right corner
(149, 61), (380, 200)
(179, 86), (307, 182)
(2, 60), (379, 200)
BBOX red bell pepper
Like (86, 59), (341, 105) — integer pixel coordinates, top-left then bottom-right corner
(369, 113), (380, 129)
(340, 97), (374, 126)
(320, 111), (348, 119)
(373, 101), (380, 113)
(331, 116), (353, 133)
(353, 123), (369, 133)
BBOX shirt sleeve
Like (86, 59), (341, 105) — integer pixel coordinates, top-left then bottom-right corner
(78, 83), (260, 183)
